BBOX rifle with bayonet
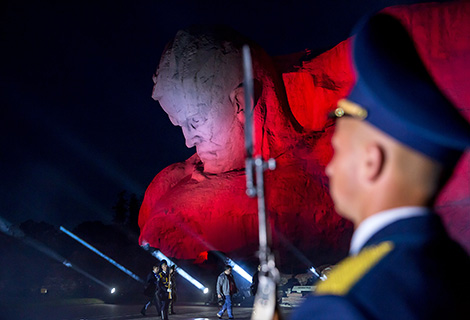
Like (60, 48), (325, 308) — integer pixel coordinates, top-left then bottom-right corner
(242, 45), (281, 320)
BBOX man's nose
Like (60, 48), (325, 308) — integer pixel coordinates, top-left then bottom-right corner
(325, 160), (333, 178)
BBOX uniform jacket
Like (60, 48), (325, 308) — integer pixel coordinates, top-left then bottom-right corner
(217, 272), (238, 297)
(143, 271), (159, 297)
(169, 272), (177, 300)
(157, 270), (170, 301)
(292, 213), (470, 319)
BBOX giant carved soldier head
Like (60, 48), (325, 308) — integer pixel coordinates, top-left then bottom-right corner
(152, 26), (247, 174)
(151, 25), (299, 174)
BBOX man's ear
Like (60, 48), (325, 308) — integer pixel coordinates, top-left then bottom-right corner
(230, 86), (245, 123)
(363, 143), (385, 182)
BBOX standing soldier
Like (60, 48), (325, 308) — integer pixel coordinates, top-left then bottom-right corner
(168, 265), (177, 315)
(157, 260), (171, 320)
(250, 265), (260, 297)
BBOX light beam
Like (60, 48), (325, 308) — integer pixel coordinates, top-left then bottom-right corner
(60, 226), (144, 283)
(309, 267), (327, 281)
(142, 245), (209, 294)
(226, 258), (252, 282)
(274, 227), (325, 280)
(0, 216), (115, 293)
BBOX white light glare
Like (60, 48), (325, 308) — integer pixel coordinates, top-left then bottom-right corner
(203, 288), (209, 294)
(149, 249), (209, 294)
(60, 226), (144, 283)
(227, 259), (252, 282)
(309, 267), (327, 281)
(111, 288), (116, 294)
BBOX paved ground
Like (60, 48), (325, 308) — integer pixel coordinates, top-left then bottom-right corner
(3, 302), (295, 320)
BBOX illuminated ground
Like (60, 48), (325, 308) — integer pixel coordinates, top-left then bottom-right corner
(3, 302), (295, 320)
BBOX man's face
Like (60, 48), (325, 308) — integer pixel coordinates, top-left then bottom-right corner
(325, 118), (363, 222)
(224, 268), (232, 275)
(153, 78), (245, 174)
(161, 264), (168, 272)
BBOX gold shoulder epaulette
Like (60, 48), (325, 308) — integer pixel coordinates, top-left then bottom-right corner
(315, 241), (394, 296)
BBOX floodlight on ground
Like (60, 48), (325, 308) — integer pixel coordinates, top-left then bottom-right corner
(63, 260), (72, 268)
(60, 226), (144, 283)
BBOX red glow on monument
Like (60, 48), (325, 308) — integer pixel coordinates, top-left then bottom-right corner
(139, 1), (470, 267)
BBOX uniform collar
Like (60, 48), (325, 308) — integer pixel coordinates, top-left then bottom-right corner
(349, 206), (430, 255)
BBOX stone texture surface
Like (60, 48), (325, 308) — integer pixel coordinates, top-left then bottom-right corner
(140, 27), (351, 268)
(286, 1), (470, 253)
(384, 1), (470, 254)
(139, 1), (470, 268)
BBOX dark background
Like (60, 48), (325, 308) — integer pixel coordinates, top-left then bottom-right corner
(0, 0), (440, 228)
(1, 0), (454, 308)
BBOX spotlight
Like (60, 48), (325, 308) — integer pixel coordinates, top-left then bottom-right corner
(62, 260), (72, 268)
(110, 288), (116, 294)
(203, 288), (209, 294)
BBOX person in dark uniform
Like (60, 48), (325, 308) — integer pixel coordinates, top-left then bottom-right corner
(157, 260), (171, 320)
(141, 264), (161, 316)
(250, 265), (260, 297)
(168, 265), (177, 315)
(292, 13), (470, 320)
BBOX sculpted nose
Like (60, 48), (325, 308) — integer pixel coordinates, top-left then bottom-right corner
(181, 123), (202, 148)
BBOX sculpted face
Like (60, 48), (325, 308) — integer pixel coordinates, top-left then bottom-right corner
(152, 29), (246, 174)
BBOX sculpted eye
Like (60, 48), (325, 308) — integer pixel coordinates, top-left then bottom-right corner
(190, 115), (207, 129)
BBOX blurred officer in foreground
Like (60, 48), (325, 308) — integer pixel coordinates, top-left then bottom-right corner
(292, 13), (470, 320)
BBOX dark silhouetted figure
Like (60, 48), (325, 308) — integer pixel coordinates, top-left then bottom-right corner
(158, 260), (171, 320)
(169, 265), (177, 314)
(141, 265), (161, 316)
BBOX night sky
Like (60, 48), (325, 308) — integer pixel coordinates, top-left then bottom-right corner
(1, 0), (438, 229)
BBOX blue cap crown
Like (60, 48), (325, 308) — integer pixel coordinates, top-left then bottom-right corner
(339, 14), (470, 165)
